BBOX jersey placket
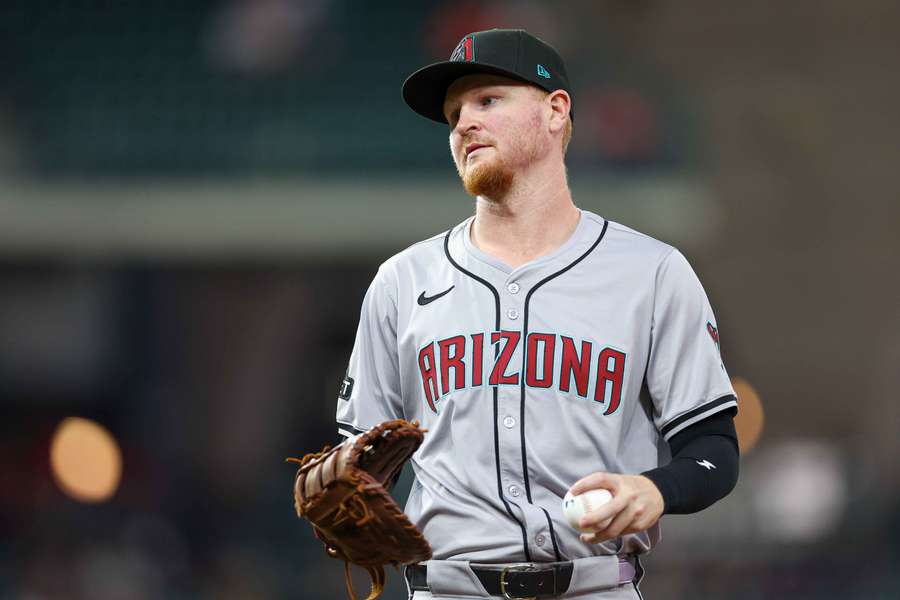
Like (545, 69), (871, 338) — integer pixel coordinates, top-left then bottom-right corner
(496, 270), (558, 561)
(494, 222), (612, 562)
(498, 271), (525, 502)
(449, 221), (596, 561)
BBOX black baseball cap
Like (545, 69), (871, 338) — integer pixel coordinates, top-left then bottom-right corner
(402, 28), (574, 124)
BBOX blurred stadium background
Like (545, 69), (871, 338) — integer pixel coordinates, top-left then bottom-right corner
(2, 1), (899, 598)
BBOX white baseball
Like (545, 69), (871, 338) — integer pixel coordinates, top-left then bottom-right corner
(562, 489), (613, 531)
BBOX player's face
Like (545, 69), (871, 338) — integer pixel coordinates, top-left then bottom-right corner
(443, 75), (550, 199)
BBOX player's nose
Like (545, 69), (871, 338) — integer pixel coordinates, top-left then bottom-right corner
(453, 104), (482, 137)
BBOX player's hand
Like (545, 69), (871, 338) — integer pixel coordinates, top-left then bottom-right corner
(567, 472), (664, 544)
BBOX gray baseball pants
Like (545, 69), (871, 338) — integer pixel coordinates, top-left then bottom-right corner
(410, 584), (643, 599)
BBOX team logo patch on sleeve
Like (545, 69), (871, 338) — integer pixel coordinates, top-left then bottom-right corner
(707, 322), (720, 352)
(706, 322), (719, 344)
(707, 322), (727, 371)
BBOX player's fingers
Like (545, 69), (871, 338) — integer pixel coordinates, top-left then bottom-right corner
(580, 531), (606, 544)
(579, 516), (614, 538)
(569, 472), (609, 495)
(628, 500), (660, 533)
(569, 472), (617, 496)
(601, 502), (640, 539)
(578, 495), (627, 530)
(587, 503), (639, 542)
(579, 519), (621, 544)
(599, 488), (662, 539)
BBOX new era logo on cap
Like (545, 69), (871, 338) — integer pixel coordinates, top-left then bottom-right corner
(536, 64), (551, 79)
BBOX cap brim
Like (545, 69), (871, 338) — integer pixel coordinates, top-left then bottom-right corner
(402, 61), (539, 124)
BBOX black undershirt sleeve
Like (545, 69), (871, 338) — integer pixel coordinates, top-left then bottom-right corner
(641, 409), (740, 515)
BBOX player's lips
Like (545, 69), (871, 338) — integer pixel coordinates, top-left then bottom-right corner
(465, 143), (490, 157)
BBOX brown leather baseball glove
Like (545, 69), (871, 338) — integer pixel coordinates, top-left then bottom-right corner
(287, 419), (432, 600)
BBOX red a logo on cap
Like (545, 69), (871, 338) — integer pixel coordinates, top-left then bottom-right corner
(450, 34), (475, 62)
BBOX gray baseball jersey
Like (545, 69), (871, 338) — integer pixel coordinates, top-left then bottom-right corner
(336, 209), (737, 563)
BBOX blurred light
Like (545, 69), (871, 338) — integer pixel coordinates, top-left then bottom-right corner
(579, 87), (660, 162)
(50, 417), (122, 503)
(750, 439), (847, 543)
(731, 376), (764, 453)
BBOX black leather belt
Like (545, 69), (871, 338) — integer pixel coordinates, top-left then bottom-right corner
(406, 562), (574, 599)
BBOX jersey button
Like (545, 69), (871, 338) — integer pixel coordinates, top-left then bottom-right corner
(506, 308), (518, 320)
(503, 416), (516, 429)
(535, 535), (545, 546)
(507, 282), (520, 294)
(508, 485), (521, 497)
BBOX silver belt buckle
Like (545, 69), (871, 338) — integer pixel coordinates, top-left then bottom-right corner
(499, 563), (539, 600)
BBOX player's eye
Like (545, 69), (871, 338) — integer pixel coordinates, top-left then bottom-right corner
(444, 105), (460, 128)
(480, 96), (499, 107)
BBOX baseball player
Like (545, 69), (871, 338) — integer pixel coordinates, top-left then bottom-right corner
(336, 29), (739, 599)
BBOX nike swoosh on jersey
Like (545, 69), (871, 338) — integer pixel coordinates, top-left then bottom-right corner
(417, 286), (455, 306)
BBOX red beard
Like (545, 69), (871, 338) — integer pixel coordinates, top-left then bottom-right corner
(462, 157), (514, 200)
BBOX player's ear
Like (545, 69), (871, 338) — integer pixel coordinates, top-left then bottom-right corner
(546, 89), (571, 134)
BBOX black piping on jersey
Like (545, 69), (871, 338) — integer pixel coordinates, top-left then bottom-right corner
(517, 218), (609, 560)
(660, 393), (737, 438)
(443, 229), (533, 562)
(337, 421), (367, 437)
